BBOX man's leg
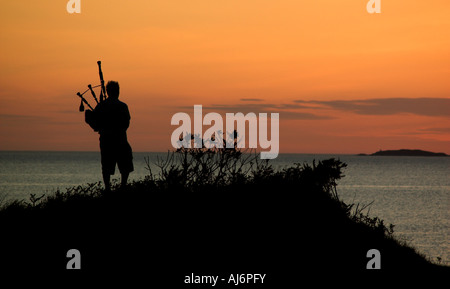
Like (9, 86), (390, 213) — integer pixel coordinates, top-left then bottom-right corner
(119, 142), (133, 187)
(103, 172), (111, 191)
(100, 136), (114, 192)
(121, 172), (129, 187)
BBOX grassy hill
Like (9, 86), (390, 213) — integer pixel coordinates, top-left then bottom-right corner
(0, 149), (448, 284)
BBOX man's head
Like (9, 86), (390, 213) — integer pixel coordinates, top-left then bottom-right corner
(106, 81), (120, 99)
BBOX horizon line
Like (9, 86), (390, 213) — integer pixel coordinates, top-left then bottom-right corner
(1, 149), (449, 155)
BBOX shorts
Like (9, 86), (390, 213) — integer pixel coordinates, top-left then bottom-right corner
(100, 134), (134, 175)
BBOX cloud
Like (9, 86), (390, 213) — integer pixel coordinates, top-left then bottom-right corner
(277, 111), (333, 120)
(201, 103), (273, 112)
(294, 98), (450, 117)
(57, 110), (81, 115)
(0, 114), (78, 128)
(240, 98), (264, 102)
(417, 127), (450, 134)
(176, 102), (332, 120)
(0, 114), (49, 124)
(174, 97), (450, 122)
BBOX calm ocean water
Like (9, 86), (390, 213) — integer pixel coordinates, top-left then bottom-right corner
(0, 151), (449, 264)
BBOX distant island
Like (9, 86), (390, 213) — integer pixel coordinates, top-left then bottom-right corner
(358, 149), (449, 157)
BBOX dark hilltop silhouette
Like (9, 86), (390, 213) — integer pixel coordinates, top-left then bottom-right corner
(358, 149), (449, 157)
(0, 148), (448, 285)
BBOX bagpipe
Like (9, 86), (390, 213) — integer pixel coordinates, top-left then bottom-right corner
(74, 61), (107, 132)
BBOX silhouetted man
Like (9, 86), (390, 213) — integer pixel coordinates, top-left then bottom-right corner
(95, 81), (134, 191)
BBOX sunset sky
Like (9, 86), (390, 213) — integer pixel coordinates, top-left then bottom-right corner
(1, 1), (449, 154)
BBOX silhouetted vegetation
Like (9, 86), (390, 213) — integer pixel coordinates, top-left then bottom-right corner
(0, 149), (448, 283)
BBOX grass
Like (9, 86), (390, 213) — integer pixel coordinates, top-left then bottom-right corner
(0, 148), (448, 283)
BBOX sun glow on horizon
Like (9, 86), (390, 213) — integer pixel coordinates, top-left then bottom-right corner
(1, 1), (449, 154)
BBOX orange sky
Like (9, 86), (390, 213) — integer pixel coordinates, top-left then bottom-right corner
(0, 1), (449, 154)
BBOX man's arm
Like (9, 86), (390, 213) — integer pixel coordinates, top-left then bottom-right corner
(123, 103), (130, 130)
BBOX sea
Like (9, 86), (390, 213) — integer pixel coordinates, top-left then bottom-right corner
(0, 151), (449, 265)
